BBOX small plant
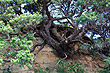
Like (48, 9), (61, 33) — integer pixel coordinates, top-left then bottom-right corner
(11, 50), (34, 68)
(95, 57), (110, 73)
(34, 68), (46, 73)
(43, 60), (87, 73)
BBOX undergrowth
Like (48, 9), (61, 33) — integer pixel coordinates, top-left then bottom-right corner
(34, 60), (87, 73)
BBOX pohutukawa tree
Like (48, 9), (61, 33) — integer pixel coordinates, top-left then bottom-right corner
(0, 0), (110, 72)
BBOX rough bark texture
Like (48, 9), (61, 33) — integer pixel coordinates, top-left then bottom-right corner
(32, 22), (94, 58)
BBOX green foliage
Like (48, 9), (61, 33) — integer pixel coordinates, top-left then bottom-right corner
(9, 35), (34, 67)
(0, 38), (8, 50)
(45, 60), (87, 73)
(80, 44), (91, 50)
(0, 21), (13, 34)
(9, 35), (33, 49)
(51, 0), (63, 3)
(34, 60), (87, 73)
(0, 1), (42, 34)
(93, 38), (110, 53)
(62, 23), (69, 27)
(106, 38), (110, 45)
(0, 0), (35, 4)
(76, 0), (110, 8)
(9, 12), (42, 30)
(0, 6), (15, 20)
(75, 0), (109, 27)
(2, 24), (13, 34)
(34, 68), (46, 73)
(0, 35), (35, 69)
(104, 58), (110, 65)
(34, 58), (110, 73)
(96, 60), (110, 73)
(0, 0), (39, 69)
(25, 34), (36, 40)
(75, 11), (105, 24)
(0, 58), (3, 66)
(11, 50), (34, 68)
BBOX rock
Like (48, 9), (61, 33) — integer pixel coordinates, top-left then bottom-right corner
(34, 45), (59, 68)
(85, 56), (92, 61)
(98, 61), (106, 68)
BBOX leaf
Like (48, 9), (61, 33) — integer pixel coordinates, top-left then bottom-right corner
(97, 23), (101, 26)
(26, 63), (32, 68)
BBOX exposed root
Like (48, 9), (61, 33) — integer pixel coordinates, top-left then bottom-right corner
(31, 42), (46, 67)
(55, 53), (67, 67)
(30, 42), (45, 53)
(34, 43), (46, 55)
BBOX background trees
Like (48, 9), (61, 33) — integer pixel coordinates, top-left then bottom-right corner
(0, 0), (110, 72)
